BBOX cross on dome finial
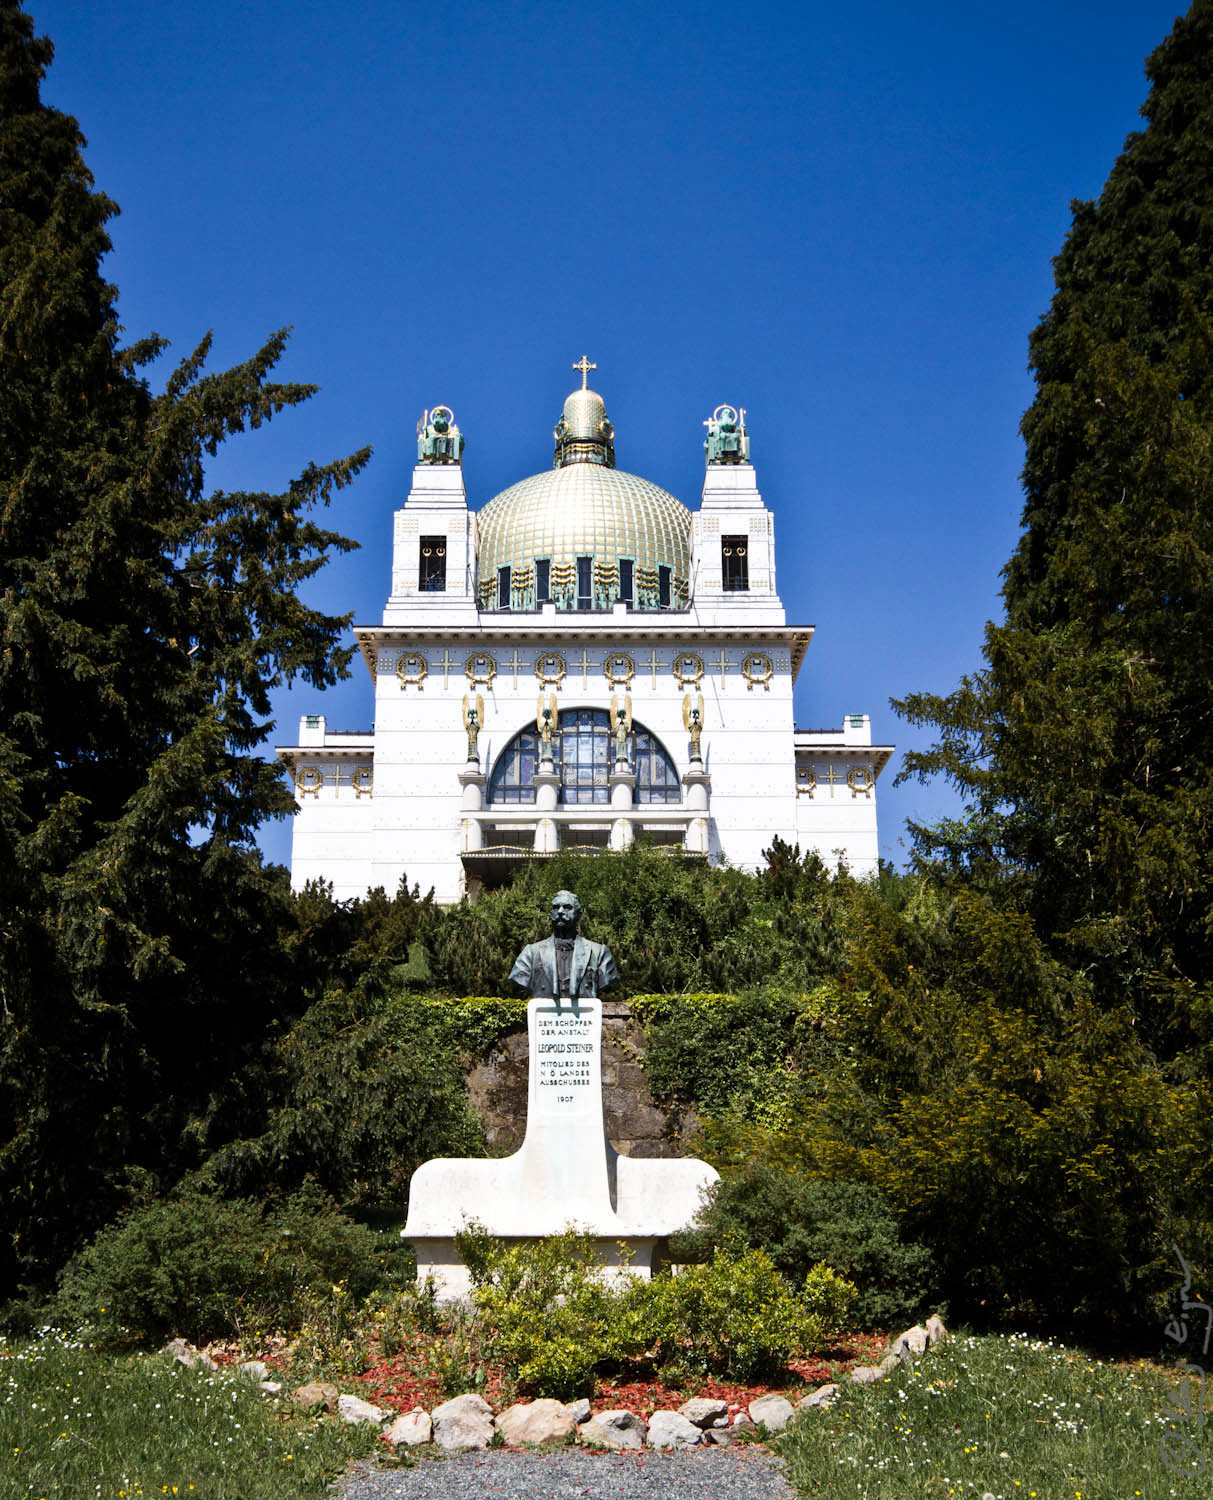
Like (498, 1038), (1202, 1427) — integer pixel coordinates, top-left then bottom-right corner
(555, 358), (614, 467)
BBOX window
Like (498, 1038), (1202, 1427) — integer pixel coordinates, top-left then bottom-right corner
(497, 565), (511, 609)
(489, 728), (540, 803)
(722, 535), (748, 591)
(658, 565), (671, 608)
(535, 558), (551, 604)
(419, 535), (446, 591)
(488, 710), (681, 806)
(577, 555), (593, 610)
(618, 558), (634, 604)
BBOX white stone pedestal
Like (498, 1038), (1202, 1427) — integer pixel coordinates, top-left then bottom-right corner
(609, 768), (636, 850)
(404, 995), (718, 1297)
(459, 767), (486, 850)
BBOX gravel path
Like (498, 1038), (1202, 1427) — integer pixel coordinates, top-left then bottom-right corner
(335, 1446), (798, 1500)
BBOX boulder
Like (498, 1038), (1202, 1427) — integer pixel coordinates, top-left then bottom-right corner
(849, 1365), (886, 1386)
(292, 1381), (340, 1412)
(732, 1413), (759, 1433)
(878, 1354), (901, 1377)
(646, 1409), (702, 1448)
(703, 1427), (736, 1446)
(567, 1397), (591, 1425)
(678, 1397), (728, 1428)
(797, 1383), (838, 1410)
(239, 1360), (269, 1382)
(892, 1324), (930, 1361)
(926, 1314), (948, 1346)
(496, 1398), (577, 1447)
(338, 1393), (390, 1426)
(384, 1408), (432, 1447)
(580, 1409), (647, 1449)
(161, 1338), (219, 1372)
(748, 1394), (795, 1434)
(431, 1392), (496, 1451)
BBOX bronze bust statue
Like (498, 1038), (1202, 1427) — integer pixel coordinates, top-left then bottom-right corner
(509, 890), (619, 1001)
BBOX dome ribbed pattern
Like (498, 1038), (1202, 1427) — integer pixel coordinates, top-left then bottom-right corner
(561, 388), (607, 441)
(476, 462), (691, 600)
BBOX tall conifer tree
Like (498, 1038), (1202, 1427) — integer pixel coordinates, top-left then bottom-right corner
(0, 1), (368, 1296)
(896, 1), (1213, 1052)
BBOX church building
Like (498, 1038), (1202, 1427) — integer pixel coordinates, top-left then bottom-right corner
(276, 361), (892, 903)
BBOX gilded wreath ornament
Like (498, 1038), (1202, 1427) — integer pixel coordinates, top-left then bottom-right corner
(465, 651), (498, 686)
(533, 651), (568, 687)
(847, 765), (874, 798)
(601, 651), (635, 687)
(741, 651), (774, 691)
(672, 651), (705, 687)
(396, 651), (429, 690)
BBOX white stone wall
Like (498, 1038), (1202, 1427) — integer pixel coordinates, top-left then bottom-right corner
(690, 462), (780, 615)
(354, 630), (800, 902)
(284, 672), (887, 902)
(286, 746), (377, 898)
(384, 463), (478, 627)
(369, 649), (470, 901)
(793, 716), (885, 876)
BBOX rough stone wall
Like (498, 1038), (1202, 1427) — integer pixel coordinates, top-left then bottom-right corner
(465, 1001), (696, 1158)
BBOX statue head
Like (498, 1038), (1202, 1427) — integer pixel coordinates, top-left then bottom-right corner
(549, 890), (581, 937)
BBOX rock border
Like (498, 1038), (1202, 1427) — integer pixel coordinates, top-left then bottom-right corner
(160, 1315), (948, 1452)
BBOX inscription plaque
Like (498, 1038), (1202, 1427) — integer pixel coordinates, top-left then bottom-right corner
(534, 1006), (596, 1115)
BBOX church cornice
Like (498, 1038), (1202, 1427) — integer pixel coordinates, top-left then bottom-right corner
(795, 741), (896, 774)
(355, 625), (814, 682)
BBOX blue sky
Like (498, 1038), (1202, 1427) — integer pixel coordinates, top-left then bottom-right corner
(33, 0), (1186, 874)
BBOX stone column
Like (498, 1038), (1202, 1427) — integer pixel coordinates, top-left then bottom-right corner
(681, 765), (711, 855)
(534, 765), (561, 853)
(459, 766), (486, 850)
(608, 766), (636, 850)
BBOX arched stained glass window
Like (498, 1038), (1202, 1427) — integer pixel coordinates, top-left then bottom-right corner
(489, 708), (681, 806)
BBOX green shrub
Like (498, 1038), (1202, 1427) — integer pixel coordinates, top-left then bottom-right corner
(53, 1182), (394, 1345)
(457, 1227), (615, 1399)
(632, 992), (816, 1121)
(371, 1273), (443, 1355)
(629, 1247), (855, 1382)
(680, 1171), (937, 1329)
(419, 843), (861, 998)
(195, 991), (510, 1207)
(454, 1230), (854, 1395)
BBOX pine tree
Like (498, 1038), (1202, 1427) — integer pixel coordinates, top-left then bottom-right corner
(0, 1), (369, 1297)
(895, 0), (1213, 1053)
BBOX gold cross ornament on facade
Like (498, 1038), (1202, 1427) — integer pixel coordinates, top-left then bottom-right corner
(573, 355), (596, 388)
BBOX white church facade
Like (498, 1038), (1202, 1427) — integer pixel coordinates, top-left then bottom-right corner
(277, 363), (892, 904)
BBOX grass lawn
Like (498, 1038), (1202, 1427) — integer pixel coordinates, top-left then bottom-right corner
(3, 1325), (1200, 1499)
(1, 1329), (383, 1500)
(775, 1330), (1198, 1499)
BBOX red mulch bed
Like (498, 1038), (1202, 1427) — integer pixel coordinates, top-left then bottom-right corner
(208, 1329), (890, 1431)
(350, 1329), (889, 1420)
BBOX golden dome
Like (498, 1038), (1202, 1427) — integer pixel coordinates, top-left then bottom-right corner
(475, 375), (690, 611)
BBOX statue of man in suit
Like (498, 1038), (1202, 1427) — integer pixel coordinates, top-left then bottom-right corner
(509, 890), (619, 1001)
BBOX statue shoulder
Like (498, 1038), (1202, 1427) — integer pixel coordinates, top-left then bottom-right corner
(592, 939), (620, 980)
(509, 939), (544, 984)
